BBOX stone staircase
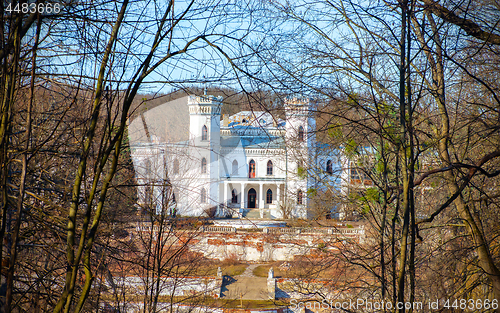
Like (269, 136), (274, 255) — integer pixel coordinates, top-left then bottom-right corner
(242, 209), (271, 219)
(221, 276), (269, 300)
(243, 209), (260, 219)
(221, 264), (269, 300)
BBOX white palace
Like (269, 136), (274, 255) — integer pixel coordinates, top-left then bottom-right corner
(128, 94), (356, 219)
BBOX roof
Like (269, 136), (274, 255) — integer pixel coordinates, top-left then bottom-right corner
(220, 136), (284, 149)
(227, 111), (284, 128)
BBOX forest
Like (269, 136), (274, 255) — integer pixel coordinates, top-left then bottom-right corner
(1, 0), (499, 312)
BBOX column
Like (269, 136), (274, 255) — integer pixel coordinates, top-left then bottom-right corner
(224, 181), (228, 217)
(259, 183), (264, 208)
(239, 182), (245, 218)
(259, 183), (264, 218)
(276, 184), (282, 219)
(276, 184), (281, 206)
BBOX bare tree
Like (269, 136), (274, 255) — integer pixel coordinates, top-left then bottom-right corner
(0, 0), (258, 312)
(240, 0), (500, 310)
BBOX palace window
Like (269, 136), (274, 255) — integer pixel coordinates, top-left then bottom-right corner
(297, 189), (303, 205)
(232, 189), (238, 203)
(298, 126), (304, 141)
(326, 160), (332, 175)
(173, 159), (179, 175)
(267, 160), (273, 175)
(249, 159), (256, 178)
(232, 160), (238, 175)
(201, 157), (207, 173)
(202, 125), (208, 141)
(201, 188), (207, 203)
(266, 189), (273, 204)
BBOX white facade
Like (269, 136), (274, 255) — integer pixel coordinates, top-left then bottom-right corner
(129, 94), (350, 219)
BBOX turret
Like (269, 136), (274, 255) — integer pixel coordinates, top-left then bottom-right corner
(284, 97), (316, 218)
(187, 95), (222, 208)
(284, 97), (315, 147)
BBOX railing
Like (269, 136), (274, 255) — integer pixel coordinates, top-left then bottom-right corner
(133, 223), (365, 237)
(266, 227), (296, 234)
(200, 226), (365, 236)
(219, 128), (285, 137)
(200, 226), (237, 232)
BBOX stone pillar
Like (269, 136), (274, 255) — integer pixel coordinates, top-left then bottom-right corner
(267, 267), (276, 300)
(216, 267), (223, 298)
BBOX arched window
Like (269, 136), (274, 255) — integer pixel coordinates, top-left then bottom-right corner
(231, 189), (238, 203)
(298, 126), (304, 141)
(173, 159), (179, 175)
(201, 125), (208, 141)
(201, 158), (207, 173)
(297, 190), (303, 205)
(200, 188), (207, 203)
(266, 189), (273, 204)
(232, 160), (238, 175)
(326, 160), (333, 175)
(267, 160), (273, 176)
(249, 159), (256, 178)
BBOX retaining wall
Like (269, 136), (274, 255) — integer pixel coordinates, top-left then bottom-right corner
(189, 232), (350, 262)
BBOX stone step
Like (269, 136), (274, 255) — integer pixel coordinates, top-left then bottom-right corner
(221, 276), (269, 300)
(242, 209), (273, 219)
(244, 209), (261, 219)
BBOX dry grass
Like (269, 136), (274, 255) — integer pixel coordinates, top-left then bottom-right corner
(221, 264), (247, 276)
(100, 295), (289, 309)
(253, 260), (339, 279)
(175, 262), (247, 276)
(253, 263), (291, 278)
(214, 298), (289, 309)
